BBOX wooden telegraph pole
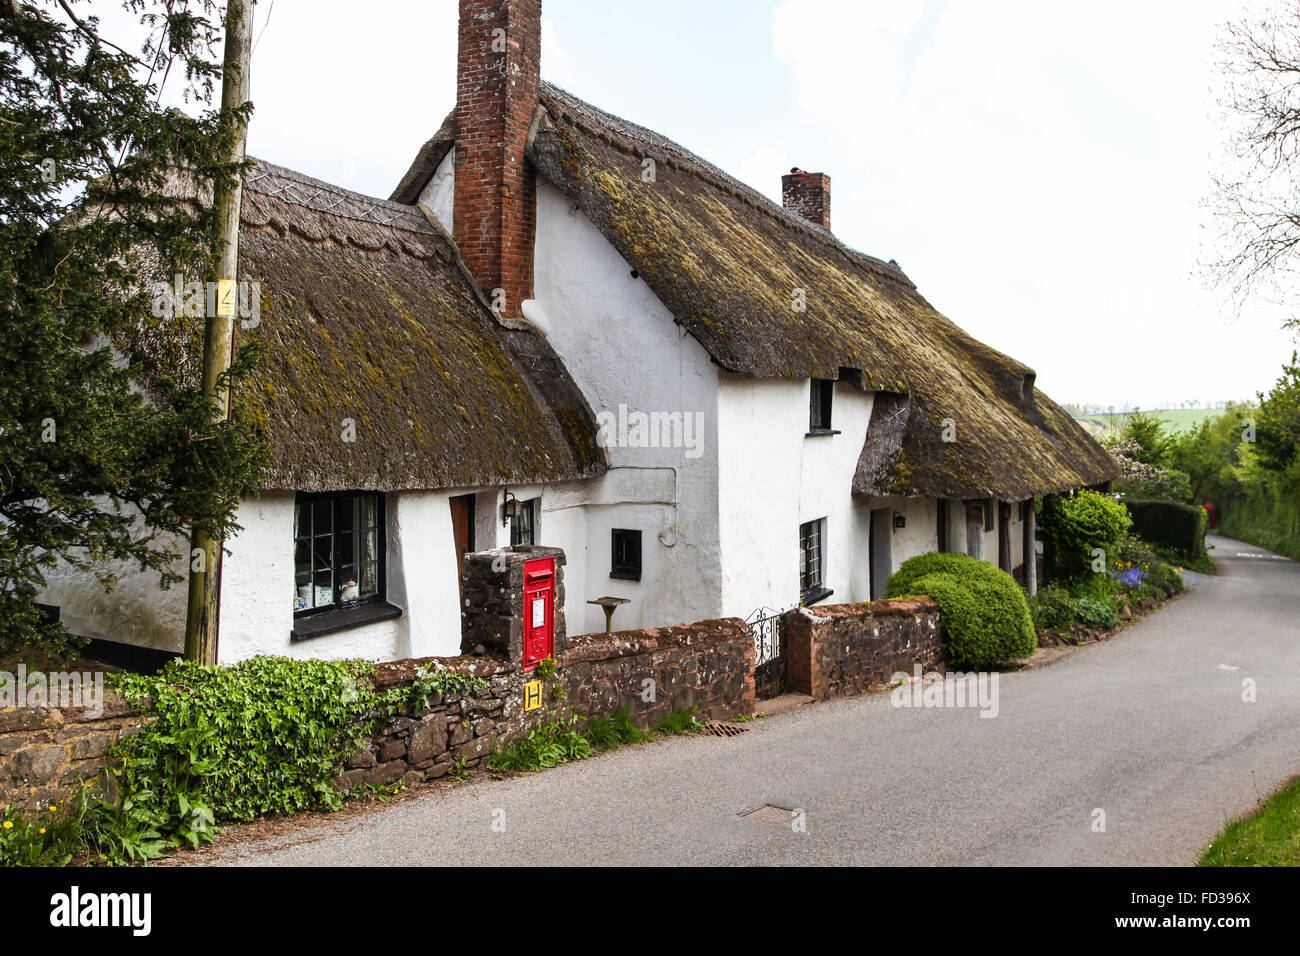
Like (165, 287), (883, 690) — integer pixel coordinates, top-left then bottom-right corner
(184, 0), (253, 664)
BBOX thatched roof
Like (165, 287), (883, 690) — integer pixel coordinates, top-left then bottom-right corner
(395, 85), (1115, 500)
(528, 85), (1115, 499)
(159, 160), (605, 493)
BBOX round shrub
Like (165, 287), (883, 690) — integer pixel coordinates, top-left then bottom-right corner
(1040, 490), (1132, 579)
(886, 553), (1036, 669)
(885, 551), (991, 597)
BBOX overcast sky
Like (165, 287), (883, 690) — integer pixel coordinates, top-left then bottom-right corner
(97, 0), (1300, 409)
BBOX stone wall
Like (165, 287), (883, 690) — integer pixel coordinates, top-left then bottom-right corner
(339, 656), (522, 790)
(784, 597), (945, 700)
(560, 619), (754, 726)
(0, 616), (756, 810)
(343, 617), (754, 790)
(0, 694), (146, 813)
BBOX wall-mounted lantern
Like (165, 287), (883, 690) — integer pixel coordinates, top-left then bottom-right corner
(501, 489), (518, 526)
(893, 511), (906, 530)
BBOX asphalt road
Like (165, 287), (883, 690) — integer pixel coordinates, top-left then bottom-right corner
(213, 534), (1300, 866)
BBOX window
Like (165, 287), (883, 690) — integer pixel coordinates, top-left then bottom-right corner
(985, 498), (996, 532)
(808, 378), (835, 433)
(937, 498), (948, 552)
(610, 529), (642, 581)
(510, 498), (537, 547)
(800, 518), (832, 604)
(294, 492), (385, 616)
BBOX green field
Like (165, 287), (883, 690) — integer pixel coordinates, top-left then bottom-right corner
(1077, 407), (1229, 439)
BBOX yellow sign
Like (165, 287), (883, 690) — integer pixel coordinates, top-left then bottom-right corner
(215, 278), (236, 318)
(523, 680), (543, 712)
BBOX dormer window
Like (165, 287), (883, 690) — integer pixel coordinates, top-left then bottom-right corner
(808, 379), (836, 435)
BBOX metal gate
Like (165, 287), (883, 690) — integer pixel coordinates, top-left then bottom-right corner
(747, 607), (786, 700)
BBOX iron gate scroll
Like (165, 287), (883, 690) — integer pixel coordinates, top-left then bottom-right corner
(747, 607), (786, 700)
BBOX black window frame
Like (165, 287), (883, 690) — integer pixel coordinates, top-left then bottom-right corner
(510, 497), (537, 547)
(293, 491), (388, 620)
(808, 378), (838, 435)
(937, 498), (949, 552)
(610, 528), (642, 581)
(799, 517), (832, 604)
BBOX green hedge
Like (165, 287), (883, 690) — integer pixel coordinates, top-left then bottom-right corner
(885, 552), (1036, 669)
(1123, 498), (1208, 560)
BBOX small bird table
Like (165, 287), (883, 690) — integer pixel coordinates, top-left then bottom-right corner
(587, 596), (631, 633)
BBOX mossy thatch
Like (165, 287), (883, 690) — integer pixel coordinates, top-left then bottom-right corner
(155, 159), (605, 493)
(511, 83), (1115, 500)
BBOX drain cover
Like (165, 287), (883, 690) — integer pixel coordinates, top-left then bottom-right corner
(703, 721), (749, 737)
(740, 804), (795, 824)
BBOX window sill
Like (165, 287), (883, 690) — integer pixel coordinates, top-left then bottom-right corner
(291, 601), (402, 642)
(800, 587), (834, 606)
(805, 428), (841, 437)
(610, 570), (642, 582)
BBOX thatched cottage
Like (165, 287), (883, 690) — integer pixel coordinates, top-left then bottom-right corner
(41, 0), (1115, 665)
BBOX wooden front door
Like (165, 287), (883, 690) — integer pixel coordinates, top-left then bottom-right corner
(869, 507), (891, 600)
(450, 495), (475, 589)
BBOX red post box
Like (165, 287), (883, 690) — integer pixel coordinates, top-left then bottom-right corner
(522, 557), (555, 670)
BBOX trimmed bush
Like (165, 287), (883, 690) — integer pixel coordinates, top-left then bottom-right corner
(1040, 490), (1132, 579)
(884, 551), (993, 596)
(886, 553), (1035, 669)
(1123, 498), (1208, 561)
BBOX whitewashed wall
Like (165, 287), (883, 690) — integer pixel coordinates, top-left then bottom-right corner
(530, 178), (724, 634)
(217, 489), (465, 663)
(37, 522), (189, 654)
(716, 376), (875, 616)
(417, 147), (455, 232)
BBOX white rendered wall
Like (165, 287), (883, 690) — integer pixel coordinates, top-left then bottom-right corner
(416, 147), (455, 233)
(217, 489), (465, 663)
(846, 494), (942, 597)
(716, 376), (875, 616)
(531, 177), (724, 634)
(37, 521), (189, 653)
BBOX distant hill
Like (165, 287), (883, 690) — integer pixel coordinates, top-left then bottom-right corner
(1077, 407), (1229, 439)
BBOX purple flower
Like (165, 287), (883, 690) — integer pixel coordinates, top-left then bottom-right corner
(1114, 567), (1147, 589)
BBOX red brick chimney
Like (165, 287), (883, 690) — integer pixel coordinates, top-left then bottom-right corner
(455, 0), (541, 318)
(781, 168), (831, 231)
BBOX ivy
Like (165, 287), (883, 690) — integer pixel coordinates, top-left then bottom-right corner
(387, 664), (489, 716)
(109, 656), (391, 840)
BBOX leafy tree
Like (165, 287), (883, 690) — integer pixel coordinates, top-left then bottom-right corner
(1255, 353), (1300, 471)
(0, 1), (267, 658)
(1119, 412), (1170, 467)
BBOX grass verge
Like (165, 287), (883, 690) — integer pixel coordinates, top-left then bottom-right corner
(1200, 775), (1300, 866)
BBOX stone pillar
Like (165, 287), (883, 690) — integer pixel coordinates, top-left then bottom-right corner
(459, 545), (566, 663)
